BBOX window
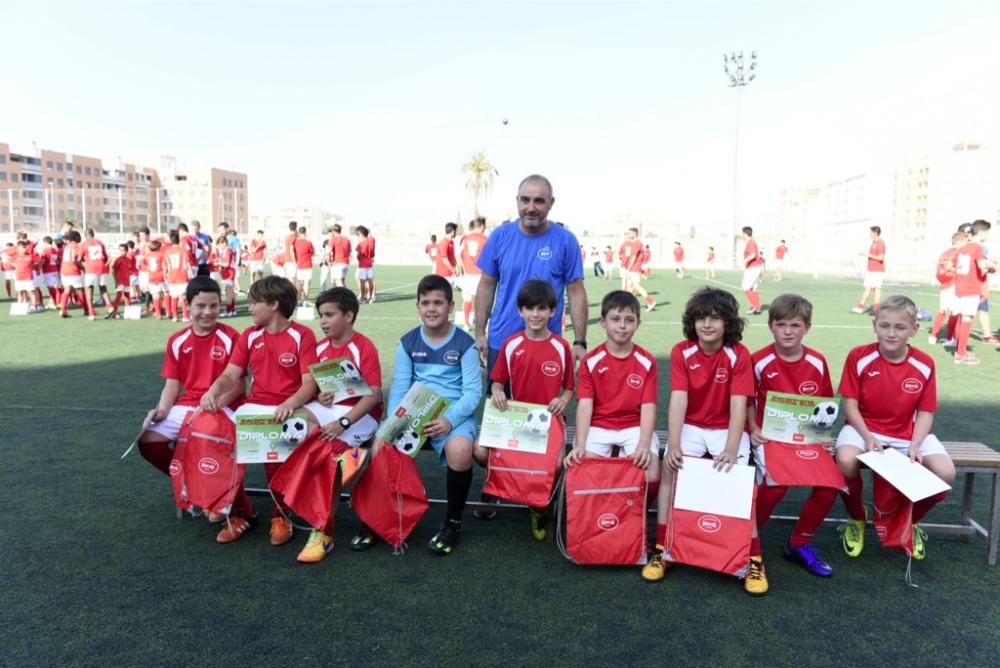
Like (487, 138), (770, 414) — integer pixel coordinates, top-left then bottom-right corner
(0, 173), (5, 182)
(46, 160), (53, 169)
(57, 178), (63, 187)
(58, 209), (65, 218)
(0, 155), (5, 164)
(11, 173), (18, 182)
(57, 162), (63, 171)
(127, 173), (133, 181)
(75, 165), (81, 174)
(66, 162), (72, 171)
(84, 166), (92, 175)
(58, 194), (64, 202)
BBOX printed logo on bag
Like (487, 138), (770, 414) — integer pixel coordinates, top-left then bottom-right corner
(597, 513), (619, 531)
(278, 352), (297, 367)
(901, 378), (923, 394)
(537, 246), (553, 261)
(541, 360), (560, 376)
(875, 526), (887, 539)
(697, 514), (722, 533)
(626, 373), (643, 389)
(168, 460), (182, 476)
(714, 368), (729, 383)
(395, 406), (407, 418)
(795, 448), (819, 460)
(443, 350), (461, 365)
(210, 345), (226, 361)
(198, 457), (220, 474)
(798, 380), (819, 395)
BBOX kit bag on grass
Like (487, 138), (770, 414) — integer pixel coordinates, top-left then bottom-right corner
(351, 445), (429, 551)
(560, 457), (647, 566)
(483, 417), (565, 507)
(761, 441), (847, 491)
(171, 409), (243, 515)
(872, 473), (915, 555)
(268, 430), (350, 530)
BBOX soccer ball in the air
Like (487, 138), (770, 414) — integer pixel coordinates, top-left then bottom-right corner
(524, 408), (551, 435)
(339, 359), (362, 382)
(394, 429), (422, 454)
(810, 401), (839, 430)
(281, 417), (309, 444)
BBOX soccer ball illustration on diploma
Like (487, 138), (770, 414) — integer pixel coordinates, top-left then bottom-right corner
(281, 417), (309, 445)
(394, 429), (422, 454)
(524, 408), (551, 436)
(339, 359), (362, 382)
(810, 401), (839, 430)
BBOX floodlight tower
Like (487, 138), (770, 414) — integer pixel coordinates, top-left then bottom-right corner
(723, 50), (757, 267)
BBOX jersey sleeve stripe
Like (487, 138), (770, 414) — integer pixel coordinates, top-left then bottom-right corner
(907, 357), (932, 379)
(347, 341), (361, 366)
(215, 329), (234, 354)
(723, 346), (737, 366)
(586, 350), (607, 372)
(316, 340), (331, 358)
(632, 349), (652, 371)
(754, 352), (776, 381)
(855, 350), (880, 376)
(804, 353), (825, 377)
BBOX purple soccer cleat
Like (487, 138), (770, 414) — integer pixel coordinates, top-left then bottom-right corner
(784, 542), (834, 577)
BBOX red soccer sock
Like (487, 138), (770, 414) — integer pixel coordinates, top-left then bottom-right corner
(59, 291), (71, 314)
(755, 484), (789, 527)
(645, 480), (660, 510)
(110, 293), (123, 313)
(841, 475), (867, 521)
(749, 536), (762, 556)
(872, 302), (880, 314)
(168, 295), (178, 319)
(744, 290), (755, 309)
(946, 314), (959, 341)
(930, 312), (947, 338)
(656, 522), (667, 547)
(123, 294), (131, 306)
(153, 296), (162, 318)
(912, 491), (948, 524)
(463, 301), (472, 324)
(182, 301), (190, 320)
(752, 290), (762, 310)
(138, 439), (173, 475)
(83, 292), (96, 316)
(789, 487), (839, 547)
(956, 318), (974, 357)
(4, 280), (9, 297)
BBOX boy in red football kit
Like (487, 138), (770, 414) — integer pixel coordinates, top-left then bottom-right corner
(328, 223), (352, 288)
(705, 246), (716, 279)
(138, 277), (245, 518)
(618, 228), (656, 311)
(773, 241), (788, 281)
(12, 241), (43, 312)
(851, 225), (886, 315)
(106, 244), (133, 319)
(293, 226), (315, 306)
(145, 240), (168, 319)
(672, 242), (685, 278)
(473, 280), (575, 538)
(643, 287), (765, 594)
(928, 232), (963, 346)
(59, 231), (94, 319)
(952, 220), (997, 365)
(37, 236), (61, 308)
(201, 276), (320, 546)
(741, 226), (763, 315)
(433, 222), (457, 284)
(565, 290), (659, 517)
(747, 294), (837, 577)
(214, 235), (238, 317)
(836, 295), (956, 560)
(81, 228), (112, 312)
(164, 231), (192, 322)
(457, 217), (488, 330)
(355, 225), (376, 303)
(283, 287), (384, 562)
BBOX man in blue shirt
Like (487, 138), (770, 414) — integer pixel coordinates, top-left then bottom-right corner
(474, 174), (589, 379)
(191, 220), (212, 276)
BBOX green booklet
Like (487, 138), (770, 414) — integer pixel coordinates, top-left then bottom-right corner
(309, 356), (373, 404)
(761, 392), (840, 445)
(478, 400), (551, 454)
(235, 411), (312, 464)
(375, 382), (450, 458)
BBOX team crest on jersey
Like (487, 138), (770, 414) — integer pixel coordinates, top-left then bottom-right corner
(798, 380), (819, 395)
(626, 373), (643, 389)
(278, 352), (297, 367)
(537, 246), (553, 261)
(443, 350), (461, 365)
(541, 360), (560, 376)
(198, 457), (220, 475)
(597, 513), (619, 531)
(901, 378), (923, 394)
(697, 515), (722, 533)
(168, 460), (182, 476)
(714, 368), (729, 383)
(210, 346), (226, 361)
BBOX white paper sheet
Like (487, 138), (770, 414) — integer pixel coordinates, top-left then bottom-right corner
(858, 448), (952, 502)
(672, 456), (756, 520)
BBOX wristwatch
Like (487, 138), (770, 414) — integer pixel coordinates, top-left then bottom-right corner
(573, 340), (587, 349)
(338, 416), (352, 429)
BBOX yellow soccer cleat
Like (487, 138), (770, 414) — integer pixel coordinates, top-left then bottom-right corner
(641, 548), (671, 583)
(297, 530), (334, 564)
(841, 518), (866, 558)
(743, 557), (769, 596)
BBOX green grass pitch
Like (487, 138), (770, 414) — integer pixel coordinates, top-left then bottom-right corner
(1, 266), (998, 667)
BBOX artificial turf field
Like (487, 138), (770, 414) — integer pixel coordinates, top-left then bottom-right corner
(2, 265), (999, 668)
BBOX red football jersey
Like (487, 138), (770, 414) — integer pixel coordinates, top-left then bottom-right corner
(935, 247), (958, 287)
(112, 256), (132, 286)
(180, 234), (199, 266)
(316, 331), (384, 421)
(619, 240), (643, 272)
(775, 244), (788, 260)
(229, 322), (319, 405)
(127, 249), (138, 276)
(285, 233), (298, 261)
(838, 343), (936, 440)
(331, 235), (352, 264)
(459, 232), (487, 275)
(12, 253), (38, 281)
(219, 247), (236, 280)
(425, 243), (437, 260)
(954, 242), (987, 297)
(707, 250), (715, 263)
(1, 246), (15, 271)
(356, 237), (375, 268)
(641, 247), (651, 264)
(81, 238), (109, 275)
(161, 323), (241, 407)
(146, 250), (166, 283)
(866, 238), (886, 272)
(743, 239), (762, 268)
(60, 241), (83, 277)
(751, 344), (834, 427)
(250, 239), (267, 261)
(602, 249), (613, 264)
(491, 332), (575, 406)
(578, 343), (657, 430)
(294, 238), (315, 269)
(673, 246), (684, 262)
(42, 246), (60, 274)
(670, 341), (754, 429)
(164, 246), (189, 285)
(433, 238), (455, 277)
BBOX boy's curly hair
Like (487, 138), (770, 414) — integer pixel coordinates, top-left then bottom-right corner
(682, 287), (745, 346)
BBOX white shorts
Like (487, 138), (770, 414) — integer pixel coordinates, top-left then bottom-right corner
(835, 424), (948, 458)
(332, 263), (349, 279)
(863, 271), (885, 289)
(15, 279), (33, 292)
(62, 275), (84, 289)
(954, 294), (980, 317)
(296, 268), (313, 282)
(84, 274), (107, 288)
(115, 284), (129, 294)
(32, 274), (42, 289)
(139, 271), (150, 291)
(130, 275), (139, 288)
(210, 272), (222, 282)
(301, 401), (378, 447)
(283, 263), (297, 279)
(741, 265), (763, 291)
(150, 281), (167, 294)
(773, 259), (785, 270)
(249, 261), (264, 274)
(3, 270), (13, 281)
(457, 274), (481, 296)
(678, 424), (751, 465)
(583, 425), (660, 458)
(43, 273), (60, 288)
(937, 286), (955, 312)
(144, 405), (236, 442)
(222, 278), (234, 288)
(357, 267), (374, 280)
(626, 271), (642, 285)
(168, 283), (187, 298)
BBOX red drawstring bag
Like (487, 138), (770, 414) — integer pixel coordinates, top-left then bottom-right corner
(268, 430), (350, 530)
(762, 441), (847, 491)
(559, 457), (647, 566)
(483, 418), (565, 508)
(171, 409), (243, 515)
(872, 473), (914, 555)
(351, 445), (429, 551)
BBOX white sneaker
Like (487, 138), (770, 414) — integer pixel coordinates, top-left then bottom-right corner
(646, 301), (656, 312)
(928, 335), (938, 345)
(850, 306), (865, 314)
(943, 338), (957, 347)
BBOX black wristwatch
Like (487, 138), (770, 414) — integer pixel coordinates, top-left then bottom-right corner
(573, 340), (587, 349)
(338, 416), (352, 429)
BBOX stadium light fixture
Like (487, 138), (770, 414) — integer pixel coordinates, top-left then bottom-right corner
(723, 49), (758, 267)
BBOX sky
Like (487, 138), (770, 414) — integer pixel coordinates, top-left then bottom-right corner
(4, 0), (1000, 234)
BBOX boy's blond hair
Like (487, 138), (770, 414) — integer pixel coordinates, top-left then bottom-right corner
(767, 293), (813, 326)
(876, 294), (918, 324)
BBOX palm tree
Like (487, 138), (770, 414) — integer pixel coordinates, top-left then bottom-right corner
(461, 150), (498, 218)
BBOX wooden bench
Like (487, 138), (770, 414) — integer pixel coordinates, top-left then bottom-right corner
(249, 429), (1000, 566)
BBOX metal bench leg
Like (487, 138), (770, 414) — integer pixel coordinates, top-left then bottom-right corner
(961, 472), (975, 544)
(989, 473), (999, 567)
